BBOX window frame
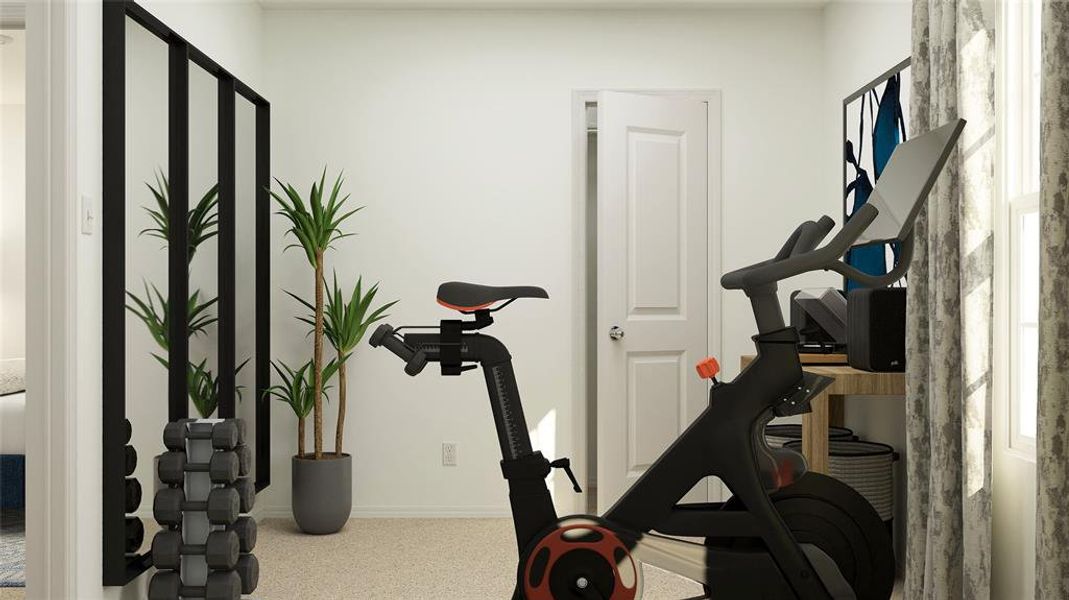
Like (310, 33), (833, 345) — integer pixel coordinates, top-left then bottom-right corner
(1002, 0), (1042, 457)
(1009, 195), (1039, 454)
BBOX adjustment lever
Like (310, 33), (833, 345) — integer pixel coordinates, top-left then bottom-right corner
(550, 458), (583, 493)
(441, 363), (477, 376)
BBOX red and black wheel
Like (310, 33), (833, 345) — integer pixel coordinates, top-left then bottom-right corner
(521, 518), (642, 600)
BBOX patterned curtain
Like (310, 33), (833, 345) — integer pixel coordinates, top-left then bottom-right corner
(1037, 2), (1069, 597)
(907, 1), (996, 599)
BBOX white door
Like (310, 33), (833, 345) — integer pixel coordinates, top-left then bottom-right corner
(596, 91), (711, 512)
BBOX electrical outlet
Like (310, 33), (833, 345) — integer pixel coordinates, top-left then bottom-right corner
(442, 442), (458, 466)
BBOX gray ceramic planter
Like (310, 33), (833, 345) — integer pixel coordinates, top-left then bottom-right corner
(292, 454), (352, 534)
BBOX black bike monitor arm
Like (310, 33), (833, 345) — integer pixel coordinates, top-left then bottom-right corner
(721, 118), (965, 333)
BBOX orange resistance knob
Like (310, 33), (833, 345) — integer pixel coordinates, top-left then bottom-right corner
(696, 357), (721, 380)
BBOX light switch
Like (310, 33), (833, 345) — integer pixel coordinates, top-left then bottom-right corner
(81, 194), (94, 235)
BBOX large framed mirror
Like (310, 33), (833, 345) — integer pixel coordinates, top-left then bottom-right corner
(102, 0), (271, 585)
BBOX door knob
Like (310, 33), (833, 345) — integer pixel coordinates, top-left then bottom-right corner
(608, 326), (625, 341)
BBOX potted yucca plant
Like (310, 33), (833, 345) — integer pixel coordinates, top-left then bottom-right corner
(267, 359), (339, 457)
(290, 274), (396, 456)
(271, 169), (396, 534)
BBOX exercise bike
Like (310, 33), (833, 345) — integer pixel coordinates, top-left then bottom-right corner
(371, 119), (964, 599)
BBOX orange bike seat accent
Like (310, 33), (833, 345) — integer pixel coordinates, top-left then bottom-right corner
(436, 298), (494, 312)
(695, 356), (721, 380)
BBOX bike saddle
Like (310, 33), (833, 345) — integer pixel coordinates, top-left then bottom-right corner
(436, 281), (549, 312)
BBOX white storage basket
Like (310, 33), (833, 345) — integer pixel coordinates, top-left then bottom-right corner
(764, 424), (855, 448)
(786, 439), (897, 522)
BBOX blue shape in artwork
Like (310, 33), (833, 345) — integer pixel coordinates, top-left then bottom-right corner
(845, 75), (906, 290)
(872, 74), (905, 179)
(845, 141), (884, 291)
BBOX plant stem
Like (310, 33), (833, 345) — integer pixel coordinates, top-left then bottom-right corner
(298, 416), (306, 458)
(335, 352), (346, 456)
(312, 249), (325, 460)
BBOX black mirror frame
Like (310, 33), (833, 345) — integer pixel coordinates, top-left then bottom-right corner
(102, 0), (271, 585)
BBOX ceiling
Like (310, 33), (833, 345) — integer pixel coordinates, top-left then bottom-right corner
(258, 0), (829, 9)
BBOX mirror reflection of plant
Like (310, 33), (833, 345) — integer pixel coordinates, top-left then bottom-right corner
(126, 282), (219, 360)
(126, 170), (240, 419)
(140, 170), (220, 263)
(289, 274), (396, 456)
(188, 358), (251, 420)
(272, 171), (361, 460)
(267, 358), (340, 457)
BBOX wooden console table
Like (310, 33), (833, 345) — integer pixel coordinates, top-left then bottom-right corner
(740, 355), (905, 474)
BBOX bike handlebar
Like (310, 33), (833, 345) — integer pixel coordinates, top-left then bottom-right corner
(370, 324), (428, 376)
(791, 215), (836, 257)
(721, 203), (893, 291)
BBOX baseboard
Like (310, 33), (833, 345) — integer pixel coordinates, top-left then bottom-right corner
(135, 499), (509, 521)
(256, 505), (512, 519)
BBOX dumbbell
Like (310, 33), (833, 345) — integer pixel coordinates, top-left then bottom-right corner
(234, 444), (252, 477)
(124, 517), (144, 553)
(228, 516), (257, 553)
(149, 570), (241, 600)
(158, 450), (240, 485)
(123, 418), (132, 445)
(235, 553), (259, 595)
(125, 477), (142, 513)
(233, 419), (247, 446)
(151, 529), (239, 571)
(153, 487), (239, 526)
(124, 445), (137, 477)
(163, 420), (242, 452)
(230, 477), (256, 513)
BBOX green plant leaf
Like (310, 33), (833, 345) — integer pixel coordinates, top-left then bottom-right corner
(266, 357), (339, 418)
(270, 169), (363, 267)
(138, 170), (220, 264)
(310, 272), (399, 358)
(187, 358), (220, 418)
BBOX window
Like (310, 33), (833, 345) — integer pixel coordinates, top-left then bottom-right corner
(1004, 0), (1042, 452)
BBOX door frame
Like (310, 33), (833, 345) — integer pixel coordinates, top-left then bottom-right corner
(570, 89), (723, 512)
(25, 0), (77, 595)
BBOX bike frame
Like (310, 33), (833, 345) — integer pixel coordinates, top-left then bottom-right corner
(374, 119), (966, 600)
(400, 288), (838, 599)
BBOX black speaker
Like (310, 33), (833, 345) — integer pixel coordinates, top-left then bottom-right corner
(847, 288), (906, 372)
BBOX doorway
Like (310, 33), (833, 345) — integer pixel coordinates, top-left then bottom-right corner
(572, 90), (723, 514)
(0, 11), (26, 593)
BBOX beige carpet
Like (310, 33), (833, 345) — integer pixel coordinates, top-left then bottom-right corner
(0, 518), (905, 599)
(255, 518), (704, 599)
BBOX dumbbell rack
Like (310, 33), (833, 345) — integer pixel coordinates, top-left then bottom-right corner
(150, 419), (259, 600)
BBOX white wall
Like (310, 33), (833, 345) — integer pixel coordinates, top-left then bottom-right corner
(64, 1), (264, 597)
(1, 29), (25, 361)
(260, 7), (829, 517)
